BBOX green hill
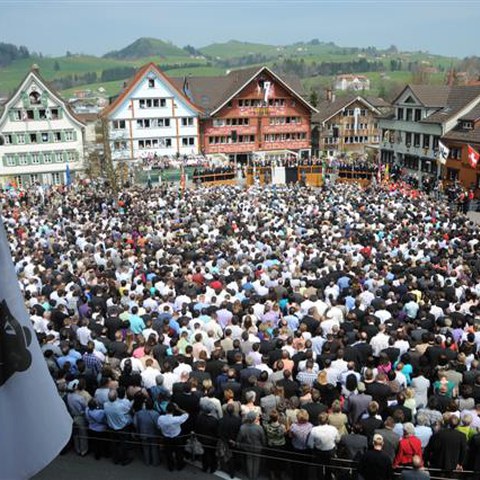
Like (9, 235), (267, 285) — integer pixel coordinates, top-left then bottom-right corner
(200, 40), (279, 59)
(104, 37), (189, 60)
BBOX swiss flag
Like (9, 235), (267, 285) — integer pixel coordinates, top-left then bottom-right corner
(468, 145), (480, 168)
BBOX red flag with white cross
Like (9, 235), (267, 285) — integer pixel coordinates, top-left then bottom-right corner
(468, 145), (480, 168)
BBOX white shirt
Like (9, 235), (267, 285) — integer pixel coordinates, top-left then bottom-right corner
(308, 424), (339, 451)
(141, 366), (161, 389)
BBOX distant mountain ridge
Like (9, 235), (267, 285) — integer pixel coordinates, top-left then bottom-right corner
(103, 37), (189, 59)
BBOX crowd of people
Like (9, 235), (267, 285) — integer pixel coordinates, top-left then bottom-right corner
(3, 179), (480, 480)
(192, 165), (237, 183)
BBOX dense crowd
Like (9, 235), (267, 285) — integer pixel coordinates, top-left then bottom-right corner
(3, 180), (480, 480)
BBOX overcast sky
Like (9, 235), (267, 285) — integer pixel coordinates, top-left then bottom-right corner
(0, 0), (478, 58)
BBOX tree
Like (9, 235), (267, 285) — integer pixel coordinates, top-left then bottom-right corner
(309, 89), (319, 108)
(53, 60), (60, 72)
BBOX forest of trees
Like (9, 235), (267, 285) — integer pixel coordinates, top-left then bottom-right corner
(0, 42), (30, 67)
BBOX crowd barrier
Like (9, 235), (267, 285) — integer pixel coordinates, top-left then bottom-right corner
(68, 425), (479, 480)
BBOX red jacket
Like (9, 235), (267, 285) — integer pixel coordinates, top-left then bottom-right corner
(393, 435), (423, 468)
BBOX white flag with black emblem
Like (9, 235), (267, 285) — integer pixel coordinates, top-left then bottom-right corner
(0, 215), (72, 479)
(438, 141), (450, 165)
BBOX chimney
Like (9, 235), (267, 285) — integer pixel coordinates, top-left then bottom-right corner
(325, 88), (334, 103)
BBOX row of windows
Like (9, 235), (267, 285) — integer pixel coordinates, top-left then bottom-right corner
(3, 151), (78, 167)
(383, 130), (439, 150)
(10, 172), (65, 187)
(342, 109), (368, 117)
(10, 108), (61, 121)
(138, 98), (167, 109)
(208, 135), (255, 145)
(137, 137), (196, 149)
(213, 118), (250, 127)
(1, 130), (76, 145)
(269, 116), (302, 125)
(264, 132), (307, 142)
(343, 123), (371, 130)
(112, 117), (194, 130)
(397, 107), (424, 122)
(238, 98), (288, 108)
(344, 136), (375, 144)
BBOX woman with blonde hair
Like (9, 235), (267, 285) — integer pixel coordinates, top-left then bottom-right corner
(328, 400), (348, 437)
(222, 388), (241, 417)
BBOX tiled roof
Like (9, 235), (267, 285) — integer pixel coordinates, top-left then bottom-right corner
(101, 63), (201, 117)
(459, 103), (480, 121)
(443, 128), (480, 143)
(312, 94), (390, 123)
(171, 66), (312, 115)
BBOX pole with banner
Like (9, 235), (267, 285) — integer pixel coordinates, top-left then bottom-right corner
(0, 214), (72, 479)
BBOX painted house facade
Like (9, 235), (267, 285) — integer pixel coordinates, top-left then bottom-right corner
(0, 66), (85, 187)
(379, 85), (480, 181)
(174, 67), (317, 163)
(102, 63), (201, 164)
(312, 94), (390, 157)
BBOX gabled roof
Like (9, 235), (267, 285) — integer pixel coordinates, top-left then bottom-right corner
(460, 103), (480, 122)
(101, 62), (202, 117)
(391, 84), (480, 126)
(312, 94), (390, 124)
(171, 66), (316, 116)
(0, 66), (85, 128)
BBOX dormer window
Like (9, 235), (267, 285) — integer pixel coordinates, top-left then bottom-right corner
(463, 121), (473, 130)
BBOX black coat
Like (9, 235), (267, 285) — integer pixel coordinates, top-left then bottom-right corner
(426, 428), (467, 470)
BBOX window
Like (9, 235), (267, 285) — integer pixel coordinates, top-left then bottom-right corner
(30, 133), (38, 144)
(148, 78), (155, 88)
(447, 168), (459, 181)
(157, 118), (170, 127)
(44, 153), (52, 163)
(423, 135), (430, 149)
(55, 152), (63, 163)
(64, 131), (74, 141)
(13, 110), (22, 121)
(29, 174), (39, 185)
(19, 155), (28, 165)
(26, 110), (34, 120)
(39, 109), (47, 120)
(406, 109), (413, 121)
(397, 108), (404, 120)
(29, 91), (41, 105)
(42, 132), (49, 143)
(5, 156), (15, 166)
(112, 120), (126, 129)
(67, 152), (76, 162)
(165, 138), (172, 147)
(136, 119), (151, 129)
(182, 137), (195, 146)
(415, 109), (422, 121)
(181, 117), (194, 127)
(31, 154), (40, 164)
(50, 108), (59, 119)
(463, 121), (473, 130)
(52, 172), (62, 185)
(114, 141), (127, 150)
(405, 132), (412, 146)
(54, 132), (61, 142)
(2, 134), (12, 145)
(213, 119), (225, 127)
(414, 133), (420, 147)
(450, 147), (462, 160)
(432, 136), (439, 149)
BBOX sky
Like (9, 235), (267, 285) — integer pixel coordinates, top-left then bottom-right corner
(0, 0), (479, 58)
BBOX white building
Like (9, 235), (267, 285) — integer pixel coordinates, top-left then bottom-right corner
(102, 63), (201, 164)
(334, 75), (370, 92)
(0, 65), (85, 187)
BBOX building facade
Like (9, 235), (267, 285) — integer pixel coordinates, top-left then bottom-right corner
(312, 94), (390, 157)
(441, 104), (480, 189)
(0, 66), (85, 187)
(175, 67), (317, 163)
(334, 75), (370, 91)
(102, 63), (201, 164)
(379, 85), (480, 182)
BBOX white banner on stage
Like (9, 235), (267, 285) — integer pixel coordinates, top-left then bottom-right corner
(272, 166), (286, 185)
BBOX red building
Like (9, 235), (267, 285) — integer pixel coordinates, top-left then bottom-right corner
(172, 66), (317, 163)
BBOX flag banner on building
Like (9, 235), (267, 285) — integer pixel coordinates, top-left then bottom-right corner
(438, 141), (450, 165)
(272, 166), (286, 185)
(0, 216), (72, 479)
(468, 145), (480, 169)
(65, 163), (72, 186)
